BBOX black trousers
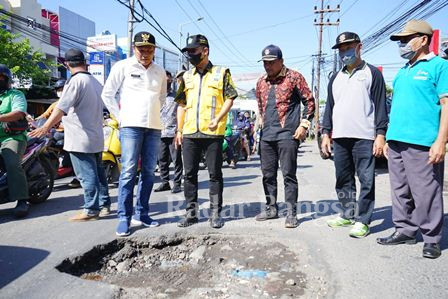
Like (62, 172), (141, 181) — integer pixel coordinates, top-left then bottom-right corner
(182, 137), (223, 217)
(260, 139), (299, 216)
(158, 137), (183, 186)
(333, 138), (375, 224)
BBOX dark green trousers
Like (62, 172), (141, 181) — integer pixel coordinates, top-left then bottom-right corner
(1, 139), (28, 201)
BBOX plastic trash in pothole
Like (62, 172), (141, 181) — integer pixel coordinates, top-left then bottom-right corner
(56, 233), (316, 298)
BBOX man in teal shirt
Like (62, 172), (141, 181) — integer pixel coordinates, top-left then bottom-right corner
(377, 20), (448, 259)
(0, 65), (29, 217)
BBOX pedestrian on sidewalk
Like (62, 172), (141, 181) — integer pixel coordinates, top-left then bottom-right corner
(175, 34), (238, 229)
(321, 32), (388, 238)
(255, 45), (315, 228)
(29, 49), (111, 221)
(154, 70), (183, 194)
(102, 32), (167, 236)
(377, 20), (448, 259)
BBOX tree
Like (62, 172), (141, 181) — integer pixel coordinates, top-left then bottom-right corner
(0, 27), (55, 85)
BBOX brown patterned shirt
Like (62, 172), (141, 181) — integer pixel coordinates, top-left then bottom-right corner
(256, 66), (315, 141)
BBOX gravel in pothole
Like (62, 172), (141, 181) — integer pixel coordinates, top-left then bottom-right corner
(57, 234), (310, 298)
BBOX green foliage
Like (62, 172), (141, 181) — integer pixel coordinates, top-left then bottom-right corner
(386, 84), (393, 95)
(0, 27), (56, 85)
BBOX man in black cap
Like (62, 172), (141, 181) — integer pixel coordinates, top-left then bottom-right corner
(175, 34), (238, 228)
(30, 48), (111, 222)
(102, 32), (166, 236)
(321, 32), (388, 238)
(255, 45), (315, 228)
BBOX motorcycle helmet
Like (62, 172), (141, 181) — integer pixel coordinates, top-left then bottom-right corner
(0, 64), (12, 82)
(54, 79), (66, 91)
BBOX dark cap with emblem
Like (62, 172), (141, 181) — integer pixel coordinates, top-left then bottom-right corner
(134, 31), (156, 47)
(182, 34), (209, 52)
(258, 45), (283, 62)
(332, 32), (361, 49)
(65, 48), (85, 62)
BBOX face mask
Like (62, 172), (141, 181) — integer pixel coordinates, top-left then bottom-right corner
(399, 38), (419, 60)
(0, 80), (8, 93)
(339, 48), (357, 66)
(187, 51), (203, 66)
(57, 91), (63, 98)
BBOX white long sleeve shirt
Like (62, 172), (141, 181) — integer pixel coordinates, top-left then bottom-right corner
(101, 56), (167, 129)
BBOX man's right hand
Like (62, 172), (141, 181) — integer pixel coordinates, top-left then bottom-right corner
(175, 131), (183, 149)
(321, 134), (332, 158)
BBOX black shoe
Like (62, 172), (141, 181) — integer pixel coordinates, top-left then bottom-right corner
(210, 215), (224, 229)
(255, 206), (278, 221)
(154, 183), (171, 192)
(285, 216), (299, 228)
(423, 243), (441, 259)
(177, 216), (198, 227)
(13, 200), (29, 218)
(376, 231), (417, 245)
(171, 184), (182, 194)
(68, 178), (81, 188)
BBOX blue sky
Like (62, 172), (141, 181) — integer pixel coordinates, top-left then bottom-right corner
(38, 0), (448, 95)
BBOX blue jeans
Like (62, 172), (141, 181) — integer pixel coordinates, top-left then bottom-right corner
(69, 152), (111, 215)
(118, 127), (161, 221)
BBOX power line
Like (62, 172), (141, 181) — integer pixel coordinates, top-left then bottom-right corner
(340, 0), (360, 17)
(185, 0), (253, 68)
(175, 0), (249, 70)
(196, 0), (255, 67)
(211, 13), (314, 41)
(363, 0), (448, 54)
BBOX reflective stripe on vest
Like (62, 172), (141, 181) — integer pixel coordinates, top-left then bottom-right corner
(182, 66), (227, 136)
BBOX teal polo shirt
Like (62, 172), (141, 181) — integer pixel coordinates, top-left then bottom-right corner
(386, 53), (448, 147)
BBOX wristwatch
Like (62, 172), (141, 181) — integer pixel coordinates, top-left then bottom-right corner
(299, 119), (311, 130)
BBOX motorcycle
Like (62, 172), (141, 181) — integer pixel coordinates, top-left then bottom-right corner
(102, 115), (121, 185)
(0, 137), (55, 204)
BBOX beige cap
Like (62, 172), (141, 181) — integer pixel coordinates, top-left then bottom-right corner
(390, 19), (433, 41)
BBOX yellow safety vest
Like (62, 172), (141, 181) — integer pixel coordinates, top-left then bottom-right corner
(182, 65), (228, 136)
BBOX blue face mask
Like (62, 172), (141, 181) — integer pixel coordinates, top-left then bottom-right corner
(339, 48), (357, 66)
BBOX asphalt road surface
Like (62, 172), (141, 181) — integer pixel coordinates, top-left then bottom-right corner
(1, 142), (447, 298)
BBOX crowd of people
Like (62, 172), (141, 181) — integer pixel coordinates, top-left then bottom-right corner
(0, 19), (447, 259)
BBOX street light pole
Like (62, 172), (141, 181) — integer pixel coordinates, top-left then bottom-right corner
(178, 17), (204, 71)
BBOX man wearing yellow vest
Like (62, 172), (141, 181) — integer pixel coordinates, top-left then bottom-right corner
(175, 34), (238, 228)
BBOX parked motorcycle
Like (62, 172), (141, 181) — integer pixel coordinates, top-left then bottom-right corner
(0, 137), (55, 204)
(102, 115), (121, 185)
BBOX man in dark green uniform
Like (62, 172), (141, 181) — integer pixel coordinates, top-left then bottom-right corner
(0, 64), (29, 217)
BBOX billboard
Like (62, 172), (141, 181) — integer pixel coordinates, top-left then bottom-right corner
(89, 64), (105, 85)
(89, 52), (105, 65)
(87, 34), (117, 53)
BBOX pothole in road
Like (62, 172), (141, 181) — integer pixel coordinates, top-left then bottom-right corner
(56, 234), (316, 298)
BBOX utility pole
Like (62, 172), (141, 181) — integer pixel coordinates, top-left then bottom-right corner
(127, 0), (135, 57)
(313, 1), (339, 134)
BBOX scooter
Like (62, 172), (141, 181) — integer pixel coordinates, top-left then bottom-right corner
(102, 115), (121, 185)
(0, 137), (55, 204)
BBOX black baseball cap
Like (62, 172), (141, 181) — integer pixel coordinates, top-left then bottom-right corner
(332, 32), (361, 49)
(258, 45), (283, 62)
(134, 31), (156, 47)
(65, 48), (85, 62)
(182, 34), (209, 52)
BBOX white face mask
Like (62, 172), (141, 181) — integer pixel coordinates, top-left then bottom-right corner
(398, 36), (422, 60)
(57, 91), (63, 98)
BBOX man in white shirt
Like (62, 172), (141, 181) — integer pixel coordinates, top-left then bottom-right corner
(102, 32), (167, 236)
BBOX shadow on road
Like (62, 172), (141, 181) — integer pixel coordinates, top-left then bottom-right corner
(0, 245), (49, 289)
